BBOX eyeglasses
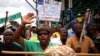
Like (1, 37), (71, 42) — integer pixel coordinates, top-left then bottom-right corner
(38, 32), (49, 36)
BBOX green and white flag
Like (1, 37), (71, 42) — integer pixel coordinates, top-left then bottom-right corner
(0, 12), (21, 24)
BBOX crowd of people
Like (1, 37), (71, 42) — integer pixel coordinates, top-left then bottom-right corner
(0, 9), (100, 56)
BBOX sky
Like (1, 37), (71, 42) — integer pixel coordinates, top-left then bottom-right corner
(0, 0), (37, 16)
(0, 0), (37, 26)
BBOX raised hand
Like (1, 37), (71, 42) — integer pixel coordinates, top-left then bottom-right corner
(22, 13), (35, 24)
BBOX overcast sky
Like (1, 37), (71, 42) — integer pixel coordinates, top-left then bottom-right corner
(0, 0), (36, 17)
(0, 0), (37, 26)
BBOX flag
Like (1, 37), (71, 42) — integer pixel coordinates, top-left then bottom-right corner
(84, 9), (91, 24)
(0, 12), (21, 24)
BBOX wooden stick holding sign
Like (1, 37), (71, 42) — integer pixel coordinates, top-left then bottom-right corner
(4, 11), (8, 30)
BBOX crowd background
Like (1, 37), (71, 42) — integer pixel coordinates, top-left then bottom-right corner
(0, 0), (100, 56)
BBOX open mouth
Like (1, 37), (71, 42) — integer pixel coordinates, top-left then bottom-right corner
(6, 40), (10, 42)
(5, 39), (11, 43)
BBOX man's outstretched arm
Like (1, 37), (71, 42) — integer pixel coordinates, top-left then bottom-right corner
(13, 13), (35, 46)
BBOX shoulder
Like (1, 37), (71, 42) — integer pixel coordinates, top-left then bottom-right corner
(67, 35), (75, 40)
(11, 43), (23, 51)
(84, 35), (92, 41)
(24, 39), (39, 46)
(84, 35), (94, 44)
(24, 39), (37, 44)
(24, 40), (40, 51)
(13, 43), (21, 47)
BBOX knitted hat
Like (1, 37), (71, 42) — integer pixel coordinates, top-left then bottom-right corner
(45, 45), (76, 56)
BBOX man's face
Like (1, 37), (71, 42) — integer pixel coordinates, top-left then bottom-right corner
(60, 27), (68, 45)
(60, 28), (68, 38)
(73, 24), (82, 37)
(3, 32), (13, 45)
(37, 31), (50, 44)
(88, 24), (97, 36)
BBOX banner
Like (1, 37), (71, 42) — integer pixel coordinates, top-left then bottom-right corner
(37, 0), (61, 22)
(0, 12), (21, 24)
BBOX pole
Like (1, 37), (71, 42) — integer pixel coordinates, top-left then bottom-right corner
(79, 9), (90, 44)
(68, 0), (72, 8)
(26, 0), (37, 12)
(36, 0), (39, 27)
(4, 11), (8, 30)
(26, 0), (39, 27)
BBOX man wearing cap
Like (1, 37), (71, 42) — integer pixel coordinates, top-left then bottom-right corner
(0, 29), (24, 56)
(13, 13), (57, 56)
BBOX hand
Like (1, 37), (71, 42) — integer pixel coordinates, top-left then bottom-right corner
(22, 13), (35, 24)
(75, 47), (81, 53)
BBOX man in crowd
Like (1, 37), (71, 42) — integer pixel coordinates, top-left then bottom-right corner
(86, 22), (100, 52)
(0, 29), (24, 56)
(13, 13), (57, 56)
(52, 22), (62, 38)
(51, 27), (68, 45)
(66, 23), (99, 53)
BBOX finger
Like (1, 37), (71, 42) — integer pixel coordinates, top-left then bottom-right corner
(28, 16), (36, 21)
(28, 21), (34, 24)
(33, 16), (37, 18)
(25, 13), (34, 19)
(27, 13), (34, 17)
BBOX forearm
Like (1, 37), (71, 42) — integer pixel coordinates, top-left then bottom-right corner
(13, 23), (26, 41)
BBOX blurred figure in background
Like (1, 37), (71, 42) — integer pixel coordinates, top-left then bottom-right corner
(66, 23), (99, 53)
(93, 9), (100, 24)
(0, 26), (5, 43)
(52, 22), (63, 38)
(29, 26), (38, 42)
(51, 27), (68, 45)
(0, 29), (24, 56)
(86, 22), (100, 52)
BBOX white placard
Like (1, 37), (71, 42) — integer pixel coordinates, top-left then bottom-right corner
(38, 0), (61, 22)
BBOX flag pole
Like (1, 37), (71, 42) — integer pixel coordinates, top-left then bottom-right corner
(79, 8), (91, 44)
(4, 11), (8, 30)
